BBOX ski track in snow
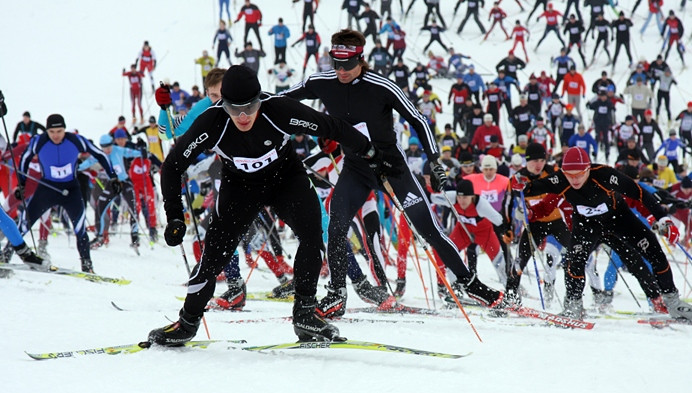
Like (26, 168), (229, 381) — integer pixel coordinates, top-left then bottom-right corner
(1, 1), (692, 392)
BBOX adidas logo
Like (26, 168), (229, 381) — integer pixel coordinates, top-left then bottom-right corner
(402, 192), (423, 209)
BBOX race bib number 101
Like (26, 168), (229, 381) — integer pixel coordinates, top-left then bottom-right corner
(233, 149), (279, 173)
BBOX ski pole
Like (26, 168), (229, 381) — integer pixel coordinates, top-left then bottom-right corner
(0, 163), (69, 196)
(605, 248), (642, 308)
(0, 90), (38, 251)
(659, 235), (692, 291)
(382, 176), (482, 343)
(164, 99), (210, 340)
(518, 190), (546, 310)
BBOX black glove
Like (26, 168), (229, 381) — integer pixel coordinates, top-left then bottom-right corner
(429, 162), (448, 192)
(362, 144), (403, 178)
(0, 90), (7, 117)
(109, 178), (122, 194)
(13, 184), (24, 200)
(164, 219), (187, 246)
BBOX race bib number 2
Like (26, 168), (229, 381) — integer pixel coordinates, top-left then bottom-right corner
(233, 149), (279, 173)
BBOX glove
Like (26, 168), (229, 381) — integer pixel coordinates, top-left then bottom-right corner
(646, 215), (656, 228)
(13, 184), (24, 201)
(109, 178), (122, 194)
(502, 230), (514, 244)
(155, 83), (172, 110)
(655, 217), (680, 244)
(164, 219), (187, 246)
(318, 137), (338, 155)
(511, 174), (529, 192)
(429, 162), (449, 192)
(362, 144), (403, 178)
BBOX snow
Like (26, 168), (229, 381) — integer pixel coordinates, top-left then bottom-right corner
(1, 1), (691, 392)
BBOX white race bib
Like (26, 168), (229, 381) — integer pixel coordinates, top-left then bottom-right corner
(233, 149), (279, 173)
(353, 122), (371, 140)
(50, 163), (73, 179)
(576, 203), (608, 217)
(480, 189), (498, 203)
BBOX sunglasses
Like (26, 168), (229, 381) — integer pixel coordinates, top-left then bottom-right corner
(223, 96), (261, 117)
(561, 167), (590, 179)
(330, 55), (360, 71)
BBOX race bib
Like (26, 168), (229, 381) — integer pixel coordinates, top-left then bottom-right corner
(50, 163), (73, 179)
(480, 189), (498, 203)
(113, 164), (124, 174)
(247, 57), (256, 63)
(558, 67), (567, 74)
(653, 178), (665, 188)
(459, 216), (477, 226)
(233, 149), (279, 173)
(634, 94), (643, 101)
(598, 106), (608, 114)
(132, 164), (148, 175)
(563, 121), (573, 128)
(576, 140), (587, 148)
(529, 93), (538, 100)
(576, 202), (608, 217)
(569, 81), (577, 88)
(519, 113), (529, 121)
(353, 122), (371, 140)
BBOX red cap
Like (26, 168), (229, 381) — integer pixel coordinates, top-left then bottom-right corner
(562, 147), (590, 171)
(565, 104), (574, 111)
(688, 101), (692, 107)
(645, 109), (653, 116)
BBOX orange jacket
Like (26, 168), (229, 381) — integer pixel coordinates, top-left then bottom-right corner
(561, 72), (586, 96)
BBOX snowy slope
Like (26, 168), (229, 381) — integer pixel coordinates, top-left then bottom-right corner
(1, 1), (692, 393)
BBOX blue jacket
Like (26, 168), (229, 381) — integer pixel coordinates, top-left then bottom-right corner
(568, 133), (598, 155)
(378, 21), (400, 38)
(158, 97), (214, 140)
(268, 24), (291, 48)
(20, 132), (114, 185)
(463, 72), (485, 93)
(655, 137), (688, 160)
(79, 145), (141, 181)
(492, 75), (520, 99)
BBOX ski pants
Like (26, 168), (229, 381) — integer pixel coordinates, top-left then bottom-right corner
(21, 181), (90, 261)
(656, 90), (671, 121)
(563, 204), (676, 300)
(612, 38), (633, 67)
(243, 23), (263, 50)
(183, 169), (324, 317)
(96, 180), (139, 241)
(327, 156), (474, 290)
(457, 11), (485, 34)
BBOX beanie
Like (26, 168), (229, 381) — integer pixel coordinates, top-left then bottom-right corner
(480, 155), (497, 169)
(99, 134), (114, 147)
(222, 65), (262, 104)
(682, 176), (692, 189)
(114, 129), (128, 139)
(562, 147), (591, 171)
(46, 114), (66, 129)
(408, 136), (420, 146)
(456, 179), (475, 196)
(525, 143), (546, 161)
(511, 153), (523, 167)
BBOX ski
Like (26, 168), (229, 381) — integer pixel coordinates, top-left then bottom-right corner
(227, 316), (424, 324)
(347, 304), (442, 316)
(242, 340), (469, 359)
(247, 292), (294, 302)
(0, 262), (131, 285)
(637, 318), (692, 326)
(26, 340), (246, 360)
(507, 306), (595, 329)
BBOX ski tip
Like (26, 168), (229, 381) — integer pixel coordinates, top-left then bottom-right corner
(138, 341), (152, 349)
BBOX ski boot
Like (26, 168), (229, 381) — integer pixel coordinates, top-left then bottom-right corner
(89, 235), (105, 250)
(649, 295), (668, 314)
(271, 278), (295, 298)
(597, 290), (614, 313)
(37, 239), (51, 261)
(560, 296), (585, 320)
(148, 227), (159, 243)
(214, 277), (246, 310)
(662, 291), (692, 321)
(394, 278), (406, 298)
(148, 308), (202, 346)
(543, 279), (555, 305)
(458, 273), (508, 316)
(293, 294), (344, 342)
(353, 275), (388, 305)
(15, 243), (53, 271)
(315, 284), (347, 318)
(81, 258), (94, 273)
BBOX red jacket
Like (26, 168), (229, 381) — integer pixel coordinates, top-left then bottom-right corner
(236, 4), (262, 24)
(561, 72), (586, 96)
(538, 9), (562, 26)
(471, 124), (503, 151)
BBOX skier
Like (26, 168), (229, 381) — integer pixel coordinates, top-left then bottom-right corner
(639, 109), (664, 162)
(421, 20), (448, 52)
(283, 29), (508, 317)
(234, 42), (266, 74)
(551, 47), (575, 94)
(18, 114), (117, 273)
(534, 2), (566, 50)
(590, 13), (612, 65)
(147, 65), (388, 345)
(456, 0), (486, 35)
(292, 25), (321, 76)
(610, 11), (634, 71)
(660, 10), (685, 65)
(358, 3), (380, 44)
(128, 140), (160, 243)
(212, 20), (233, 67)
(509, 20), (530, 63)
(563, 14), (587, 68)
(496, 50), (526, 82)
(560, 65), (586, 119)
(515, 147), (692, 321)
(194, 50), (216, 86)
(122, 64), (144, 124)
(298, 0), (318, 33)
(234, 0), (264, 51)
(484, 2), (511, 41)
(267, 18), (290, 64)
(586, 91), (615, 160)
(135, 40), (156, 91)
(653, 68), (676, 124)
(12, 111), (45, 143)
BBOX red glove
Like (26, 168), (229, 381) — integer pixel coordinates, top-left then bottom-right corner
(155, 83), (172, 110)
(646, 215), (656, 228)
(319, 137), (338, 155)
(512, 174), (529, 192)
(656, 217), (679, 244)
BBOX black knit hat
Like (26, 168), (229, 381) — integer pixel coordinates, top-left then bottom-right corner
(222, 65), (261, 104)
(456, 179), (475, 196)
(525, 143), (546, 161)
(46, 114), (66, 129)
